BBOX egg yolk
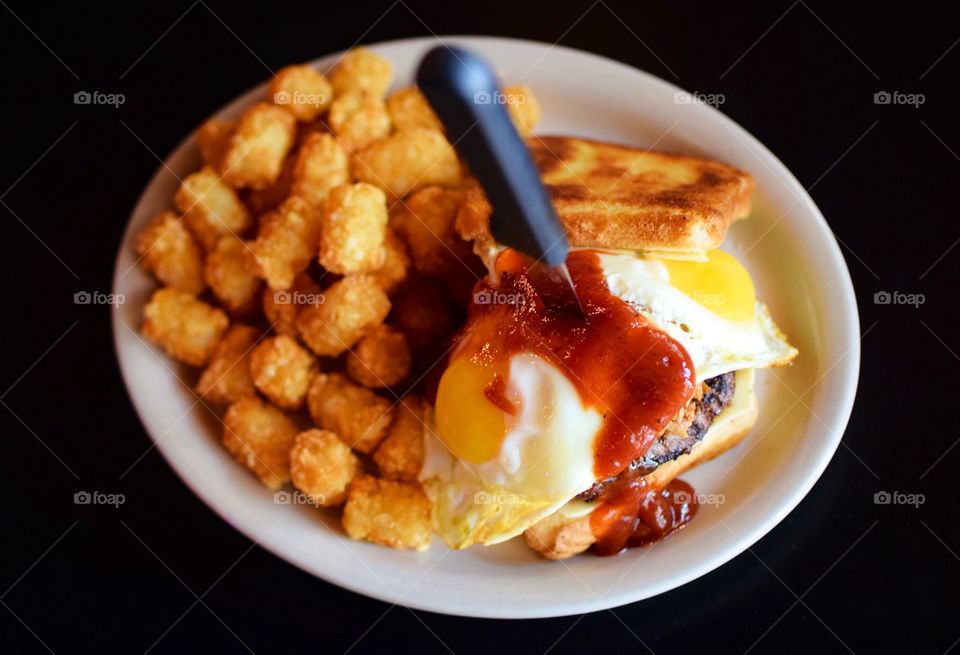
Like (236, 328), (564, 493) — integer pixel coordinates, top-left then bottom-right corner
(659, 250), (756, 322)
(435, 357), (506, 464)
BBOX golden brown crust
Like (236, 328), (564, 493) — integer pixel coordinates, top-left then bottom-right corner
(456, 136), (755, 254)
(342, 475), (432, 551)
(523, 510), (595, 561)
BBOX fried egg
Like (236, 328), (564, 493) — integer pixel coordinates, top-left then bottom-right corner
(422, 352), (602, 547)
(599, 249), (797, 380)
(421, 248), (797, 549)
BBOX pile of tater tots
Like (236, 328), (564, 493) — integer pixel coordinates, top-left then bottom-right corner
(135, 47), (540, 551)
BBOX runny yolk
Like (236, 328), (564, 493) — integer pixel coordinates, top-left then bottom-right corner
(659, 250), (756, 322)
(435, 357), (506, 464)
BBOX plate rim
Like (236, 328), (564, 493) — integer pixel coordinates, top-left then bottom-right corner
(111, 34), (861, 619)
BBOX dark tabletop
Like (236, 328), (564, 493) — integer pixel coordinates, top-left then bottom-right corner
(2, 1), (957, 653)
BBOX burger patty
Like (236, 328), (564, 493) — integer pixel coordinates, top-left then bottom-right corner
(576, 372), (737, 502)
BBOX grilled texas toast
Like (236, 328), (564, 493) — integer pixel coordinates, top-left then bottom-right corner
(456, 135), (755, 256)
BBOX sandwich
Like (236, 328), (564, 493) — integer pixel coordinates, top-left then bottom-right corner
(419, 136), (798, 559)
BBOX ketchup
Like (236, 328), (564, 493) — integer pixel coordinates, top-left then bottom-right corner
(456, 249), (695, 478)
(450, 249), (698, 554)
(483, 374), (517, 415)
(590, 479), (698, 556)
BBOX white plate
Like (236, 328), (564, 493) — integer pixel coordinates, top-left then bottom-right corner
(112, 36), (859, 618)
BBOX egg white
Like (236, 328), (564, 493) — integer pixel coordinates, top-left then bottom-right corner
(421, 352), (601, 548)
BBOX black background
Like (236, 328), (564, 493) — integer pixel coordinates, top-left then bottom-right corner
(2, 1), (958, 653)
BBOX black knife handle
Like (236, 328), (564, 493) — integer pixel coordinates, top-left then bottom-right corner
(416, 45), (569, 266)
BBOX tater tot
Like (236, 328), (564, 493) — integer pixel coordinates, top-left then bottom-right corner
(368, 229), (409, 295)
(393, 186), (483, 303)
(327, 92), (391, 152)
(196, 324), (260, 404)
(249, 195), (322, 290)
(386, 87), (442, 132)
(452, 177), (493, 244)
(329, 47), (393, 98)
(296, 275), (390, 357)
(353, 128), (462, 199)
(175, 167), (253, 251)
(373, 395), (424, 483)
(242, 153), (295, 216)
(388, 278), (455, 353)
(319, 183), (388, 275)
(197, 118), (236, 168)
(249, 335), (318, 410)
(345, 325), (411, 388)
(141, 288), (228, 366)
(342, 476), (431, 551)
(391, 186), (476, 278)
(290, 429), (359, 506)
(291, 132), (349, 207)
(269, 65), (333, 122)
(134, 211), (205, 294)
(203, 235), (262, 316)
(262, 272), (323, 338)
(223, 396), (298, 489)
(307, 373), (393, 453)
(293, 119), (328, 147)
(502, 85), (541, 137)
(220, 102), (296, 190)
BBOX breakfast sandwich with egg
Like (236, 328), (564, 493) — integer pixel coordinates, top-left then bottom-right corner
(420, 135), (798, 559)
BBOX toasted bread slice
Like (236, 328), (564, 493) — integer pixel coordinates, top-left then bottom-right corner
(524, 368), (758, 560)
(457, 136), (755, 255)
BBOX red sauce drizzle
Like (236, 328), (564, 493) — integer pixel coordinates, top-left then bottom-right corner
(454, 248), (695, 478)
(589, 478), (698, 555)
(483, 374), (517, 415)
(448, 249), (699, 554)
